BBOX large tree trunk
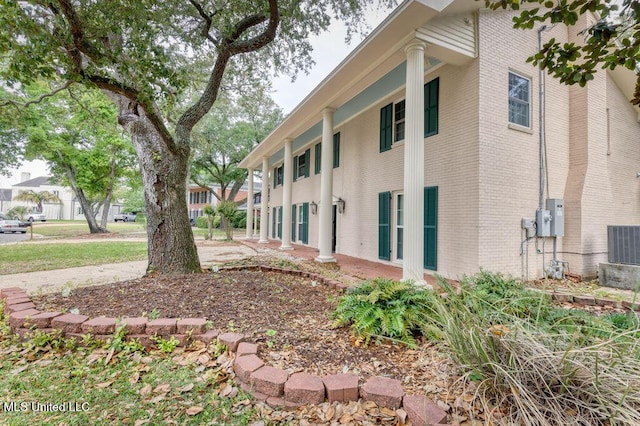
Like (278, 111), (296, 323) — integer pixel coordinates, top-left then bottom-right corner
(100, 154), (117, 229)
(113, 95), (201, 274)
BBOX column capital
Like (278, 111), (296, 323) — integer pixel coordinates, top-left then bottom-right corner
(404, 39), (426, 55)
(322, 107), (336, 116)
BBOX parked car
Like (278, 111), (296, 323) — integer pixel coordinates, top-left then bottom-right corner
(27, 212), (46, 222)
(0, 220), (27, 234)
(114, 212), (137, 222)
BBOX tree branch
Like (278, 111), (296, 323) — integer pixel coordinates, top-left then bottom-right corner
(0, 81), (74, 109)
(176, 0), (280, 143)
(188, 0), (219, 45)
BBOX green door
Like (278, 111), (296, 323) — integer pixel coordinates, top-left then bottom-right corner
(277, 206), (282, 239)
(378, 192), (391, 260)
(424, 186), (438, 270)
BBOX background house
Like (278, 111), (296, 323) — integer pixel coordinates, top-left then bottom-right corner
(240, 0), (640, 282)
(2, 174), (121, 221)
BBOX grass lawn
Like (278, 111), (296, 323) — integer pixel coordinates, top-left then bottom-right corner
(0, 242), (148, 274)
(28, 221), (146, 238)
(0, 320), (259, 425)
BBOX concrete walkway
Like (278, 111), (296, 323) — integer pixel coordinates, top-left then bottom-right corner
(0, 241), (257, 295)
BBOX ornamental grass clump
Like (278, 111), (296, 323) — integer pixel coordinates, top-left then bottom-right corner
(431, 272), (640, 425)
(331, 277), (438, 347)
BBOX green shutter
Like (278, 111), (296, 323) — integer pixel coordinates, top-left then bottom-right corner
(333, 132), (340, 168)
(304, 148), (310, 177)
(315, 143), (321, 174)
(291, 204), (297, 242)
(379, 104), (393, 152)
(273, 169), (277, 188)
(424, 78), (439, 137)
(424, 186), (438, 270)
(271, 207), (276, 239)
(293, 156), (298, 181)
(378, 192), (391, 260)
(301, 202), (309, 244)
(277, 206), (282, 239)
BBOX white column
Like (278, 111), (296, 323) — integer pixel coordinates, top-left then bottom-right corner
(316, 108), (336, 262)
(403, 41), (426, 284)
(245, 168), (254, 239)
(259, 157), (269, 243)
(280, 138), (294, 250)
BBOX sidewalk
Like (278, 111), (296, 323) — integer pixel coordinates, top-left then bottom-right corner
(0, 242), (257, 295)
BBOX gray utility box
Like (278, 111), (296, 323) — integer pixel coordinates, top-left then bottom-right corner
(546, 198), (564, 237)
(536, 209), (551, 237)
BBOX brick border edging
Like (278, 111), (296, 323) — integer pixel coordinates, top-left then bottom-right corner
(3, 267), (639, 426)
(0, 266), (448, 425)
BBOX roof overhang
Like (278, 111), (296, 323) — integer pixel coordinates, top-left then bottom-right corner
(240, 0), (475, 170)
(609, 66), (640, 121)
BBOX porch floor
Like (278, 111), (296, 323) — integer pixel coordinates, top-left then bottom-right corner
(241, 238), (440, 287)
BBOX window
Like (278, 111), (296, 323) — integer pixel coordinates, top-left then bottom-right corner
(333, 132), (340, 168)
(394, 100), (405, 142)
(314, 143), (321, 174)
(294, 148), (310, 180)
(273, 165), (284, 187)
(424, 78), (439, 137)
(315, 133), (340, 172)
(380, 104), (393, 152)
(508, 72), (530, 128)
(380, 101), (406, 152)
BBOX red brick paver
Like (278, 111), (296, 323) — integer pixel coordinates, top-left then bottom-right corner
(361, 376), (404, 409)
(177, 318), (207, 334)
(51, 313), (89, 333)
(146, 318), (177, 335)
(8, 309), (41, 329)
(24, 311), (63, 329)
(119, 317), (147, 334)
(236, 342), (258, 357)
(82, 317), (117, 334)
(284, 373), (325, 404)
(403, 395), (447, 426)
(322, 373), (359, 402)
(218, 332), (244, 351)
(6, 302), (36, 314)
(250, 366), (289, 397)
(234, 354), (265, 383)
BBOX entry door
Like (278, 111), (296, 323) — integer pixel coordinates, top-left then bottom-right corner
(331, 205), (337, 253)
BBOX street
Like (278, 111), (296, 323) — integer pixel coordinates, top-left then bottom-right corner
(0, 231), (30, 244)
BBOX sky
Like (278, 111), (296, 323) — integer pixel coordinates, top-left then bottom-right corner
(0, 7), (388, 189)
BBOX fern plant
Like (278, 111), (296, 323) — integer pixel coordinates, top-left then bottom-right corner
(332, 277), (438, 347)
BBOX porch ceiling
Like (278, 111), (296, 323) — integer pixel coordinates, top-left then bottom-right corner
(240, 0), (478, 170)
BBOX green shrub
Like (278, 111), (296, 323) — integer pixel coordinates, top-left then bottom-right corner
(332, 278), (438, 347)
(196, 216), (208, 229)
(429, 272), (640, 425)
(233, 211), (247, 229)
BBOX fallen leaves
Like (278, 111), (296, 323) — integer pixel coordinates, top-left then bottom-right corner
(185, 406), (204, 416)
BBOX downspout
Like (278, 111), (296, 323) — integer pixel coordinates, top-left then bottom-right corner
(538, 25), (547, 212)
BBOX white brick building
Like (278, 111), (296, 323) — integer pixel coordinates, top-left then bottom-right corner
(240, 0), (640, 281)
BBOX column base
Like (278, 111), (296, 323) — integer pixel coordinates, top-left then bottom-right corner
(279, 245), (294, 251)
(315, 255), (336, 263)
(258, 239), (269, 244)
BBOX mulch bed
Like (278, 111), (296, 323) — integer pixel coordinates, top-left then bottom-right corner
(31, 269), (459, 400)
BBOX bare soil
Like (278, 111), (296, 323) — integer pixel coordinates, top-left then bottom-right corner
(32, 269), (460, 400)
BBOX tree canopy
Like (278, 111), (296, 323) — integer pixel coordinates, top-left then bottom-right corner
(0, 0), (395, 274)
(487, 0), (640, 105)
(190, 85), (283, 204)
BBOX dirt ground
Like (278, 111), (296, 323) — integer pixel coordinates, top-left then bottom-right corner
(33, 267), (478, 423)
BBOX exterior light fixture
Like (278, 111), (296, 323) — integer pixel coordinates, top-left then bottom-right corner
(310, 201), (318, 215)
(337, 198), (345, 214)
